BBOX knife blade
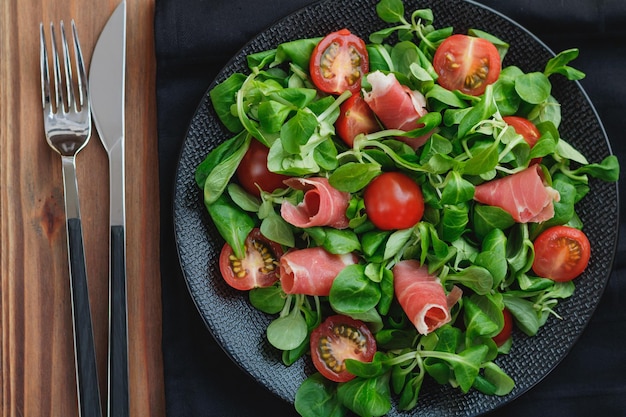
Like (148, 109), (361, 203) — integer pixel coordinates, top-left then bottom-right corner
(88, 2), (128, 417)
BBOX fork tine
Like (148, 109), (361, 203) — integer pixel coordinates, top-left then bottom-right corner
(71, 20), (88, 111)
(39, 23), (51, 112)
(50, 22), (64, 113)
(60, 21), (76, 112)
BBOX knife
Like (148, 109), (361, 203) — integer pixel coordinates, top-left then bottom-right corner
(89, 2), (128, 417)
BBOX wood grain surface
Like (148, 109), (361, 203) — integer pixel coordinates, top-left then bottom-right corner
(0, 0), (165, 416)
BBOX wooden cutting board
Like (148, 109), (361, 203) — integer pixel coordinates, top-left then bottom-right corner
(0, 0), (165, 415)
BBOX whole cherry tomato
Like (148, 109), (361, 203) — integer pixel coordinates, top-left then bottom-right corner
(236, 139), (289, 197)
(364, 172), (425, 230)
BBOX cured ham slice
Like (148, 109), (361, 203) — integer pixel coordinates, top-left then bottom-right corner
(393, 260), (461, 335)
(280, 177), (350, 229)
(473, 165), (560, 223)
(363, 71), (431, 149)
(279, 247), (358, 295)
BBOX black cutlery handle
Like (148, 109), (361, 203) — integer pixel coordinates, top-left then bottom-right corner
(67, 218), (103, 417)
(110, 225), (129, 417)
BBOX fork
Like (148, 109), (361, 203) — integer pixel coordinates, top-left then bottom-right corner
(40, 20), (103, 417)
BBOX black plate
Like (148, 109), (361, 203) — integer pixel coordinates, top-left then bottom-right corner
(173, 0), (618, 415)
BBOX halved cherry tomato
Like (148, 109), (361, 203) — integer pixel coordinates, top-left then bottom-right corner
(309, 29), (369, 95)
(218, 228), (284, 290)
(532, 226), (591, 282)
(310, 315), (376, 382)
(433, 34), (501, 96)
(336, 94), (380, 146)
(492, 308), (513, 347)
(236, 139), (290, 197)
(364, 172), (424, 230)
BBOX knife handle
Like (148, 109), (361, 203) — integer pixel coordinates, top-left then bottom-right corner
(67, 218), (103, 417)
(109, 225), (129, 417)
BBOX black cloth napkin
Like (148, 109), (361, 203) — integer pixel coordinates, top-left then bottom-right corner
(155, 1), (626, 416)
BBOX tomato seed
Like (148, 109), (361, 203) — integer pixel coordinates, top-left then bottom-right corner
(321, 42), (340, 79)
(228, 254), (247, 279)
(567, 241), (582, 259)
(319, 336), (346, 372)
(252, 239), (278, 274)
(346, 48), (363, 86)
(444, 52), (458, 68)
(562, 238), (583, 270)
(464, 57), (491, 90)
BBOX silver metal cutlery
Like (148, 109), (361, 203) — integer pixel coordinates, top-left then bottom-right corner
(39, 19), (103, 417)
(89, 2), (129, 416)
(40, 4), (129, 416)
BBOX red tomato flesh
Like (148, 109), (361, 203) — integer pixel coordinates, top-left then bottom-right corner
(218, 228), (284, 290)
(364, 172), (425, 230)
(503, 116), (542, 164)
(336, 94), (380, 146)
(310, 315), (376, 382)
(433, 34), (501, 96)
(492, 308), (513, 347)
(503, 116), (540, 148)
(309, 29), (369, 95)
(532, 226), (591, 282)
(236, 139), (290, 197)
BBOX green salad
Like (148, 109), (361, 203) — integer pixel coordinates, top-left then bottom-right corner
(194, 0), (619, 415)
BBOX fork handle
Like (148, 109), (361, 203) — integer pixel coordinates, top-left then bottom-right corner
(67, 218), (103, 417)
(109, 225), (129, 417)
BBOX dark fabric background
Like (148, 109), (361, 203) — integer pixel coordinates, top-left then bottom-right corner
(155, 1), (626, 416)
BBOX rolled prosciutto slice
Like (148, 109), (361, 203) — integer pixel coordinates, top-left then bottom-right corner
(363, 71), (431, 149)
(281, 177), (350, 229)
(393, 260), (461, 335)
(473, 165), (560, 223)
(279, 247), (358, 295)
